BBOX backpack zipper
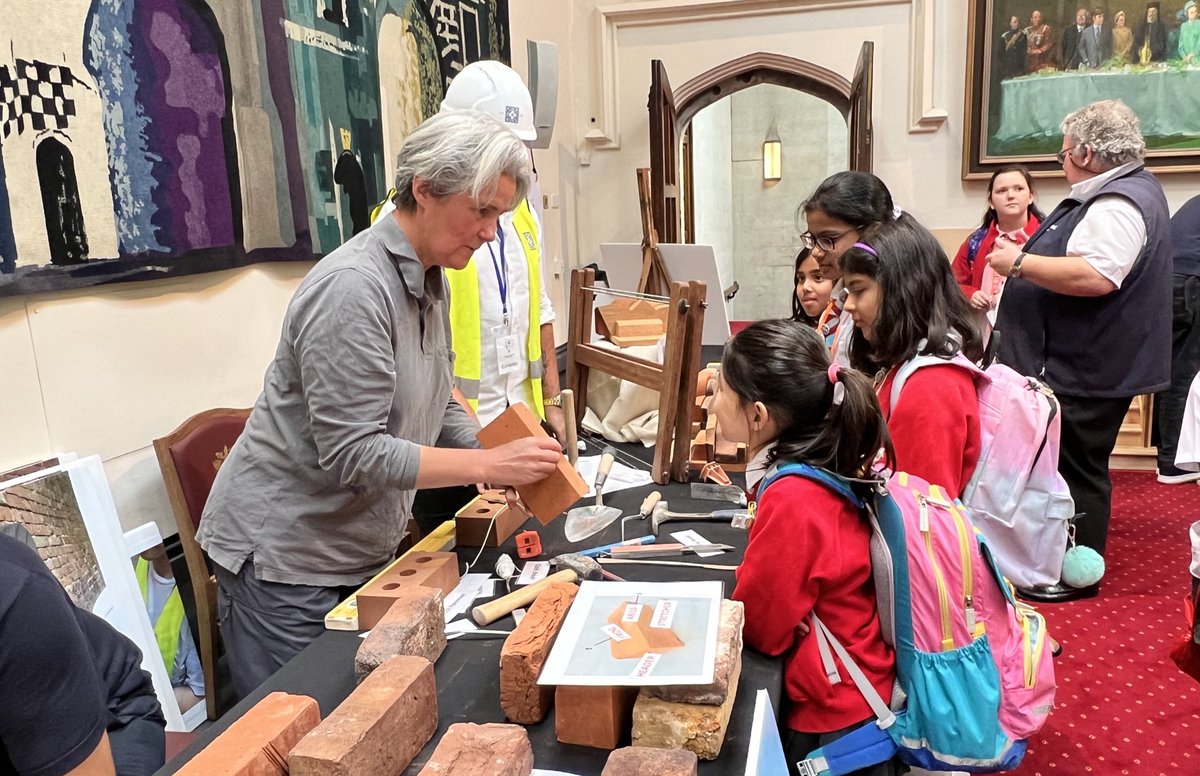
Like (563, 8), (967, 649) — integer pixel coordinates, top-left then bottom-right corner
(917, 493), (955, 650)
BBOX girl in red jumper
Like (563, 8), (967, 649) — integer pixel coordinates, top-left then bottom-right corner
(842, 218), (983, 499)
(721, 319), (899, 776)
(952, 165), (1043, 310)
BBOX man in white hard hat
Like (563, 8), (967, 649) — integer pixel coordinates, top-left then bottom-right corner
(375, 61), (565, 450)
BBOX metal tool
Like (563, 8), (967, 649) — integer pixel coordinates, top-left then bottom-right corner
(619, 491), (663, 540)
(471, 552), (601, 626)
(578, 534), (655, 558)
(598, 557), (738, 572)
(608, 542), (734, 559)
(650, 501), (753, 535)
(689, 482), (747, 506)
(563, 447), (622, 542)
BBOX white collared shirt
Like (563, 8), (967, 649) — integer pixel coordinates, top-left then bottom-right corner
(1063, 161), (1148, 288)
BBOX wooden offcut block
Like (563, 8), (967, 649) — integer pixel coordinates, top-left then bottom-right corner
(177, 691), (320, 776)
(500, 582), (579, 724)
(355, 552), (460, 630)
(595, 299), (670, 340)
(555, 685), (638, 749)
(454, 491), (526, 547)
(610, 333), (666, 347)
(417, 723), (534, 776)
(476, 403), (589, 525)
(290, 656), (436, 776)
(611, 318), (665, 338)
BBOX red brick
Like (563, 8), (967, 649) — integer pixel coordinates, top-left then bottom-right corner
(555, 685), (637, 749)
(455, 491), (527, 547)
(601, 746), (698, 776)
(355, 587), (447, 682)
(476, 403), (589, 524)
(500, 582), (578, 723)
(176, 691), (320, 776)
(290, 656), (437, 776)
(356, 552), (460, 630)
(417, 723), (533, 775)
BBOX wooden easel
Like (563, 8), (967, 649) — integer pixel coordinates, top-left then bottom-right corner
(566, 268), (705, 484)
(636, 168), (671, 296)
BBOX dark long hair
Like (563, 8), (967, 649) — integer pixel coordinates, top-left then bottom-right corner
(791, 247), (818, 326)
(800, 171), (896, 231)
(842, 217), (983, 373)
(977, 164), (1046, 230)
(721, 319), (893, 478)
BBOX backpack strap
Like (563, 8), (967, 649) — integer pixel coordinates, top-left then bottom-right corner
(889, 352), (984, 410)
(758, 461), (867, 510)
(811, 614), (897, 728)
(965, 225), (988, 271)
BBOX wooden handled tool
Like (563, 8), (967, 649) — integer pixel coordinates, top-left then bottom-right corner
(472, 569), (578, 626)
(561, 388), (579, 466)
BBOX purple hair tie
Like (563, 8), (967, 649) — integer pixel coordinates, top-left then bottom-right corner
(852, 242), (878, 257)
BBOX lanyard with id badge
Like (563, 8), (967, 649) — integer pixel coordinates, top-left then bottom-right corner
(488, 226), (523, 375)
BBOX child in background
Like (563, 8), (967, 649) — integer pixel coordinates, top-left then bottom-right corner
(791, 248), (834, 328)
(842, 218), (984, 499)
(722, 319), (899, 776)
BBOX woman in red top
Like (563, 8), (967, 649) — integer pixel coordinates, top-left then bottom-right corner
(842, 218), (983, 499)
(952, 165), (1043, 314)
(720, 319), (899, 775)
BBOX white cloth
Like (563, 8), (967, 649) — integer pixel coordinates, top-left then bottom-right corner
(1175, 371), (1200, 473)
(1064, 161), (1149, 288)
(474, 206), (557, 425)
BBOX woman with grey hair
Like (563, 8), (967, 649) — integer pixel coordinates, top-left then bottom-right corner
(196, 109), (563, 696)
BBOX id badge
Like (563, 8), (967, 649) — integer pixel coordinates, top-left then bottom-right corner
(493, 325), (522, 375)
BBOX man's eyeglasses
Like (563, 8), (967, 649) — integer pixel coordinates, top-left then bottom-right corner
(801, 229), (856, 252)
(1056, 144), (1084, 165)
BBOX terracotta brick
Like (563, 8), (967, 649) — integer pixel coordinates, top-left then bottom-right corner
(555, 685), (638, 749)
(643, 600), (744, 705)
(631, 651), (743, 760)
(355, 587), (447, 682)
(601, 746), (698, 776)
(290, 656), (437, 776)
(454, 491), (527, 547)
(356, 551), (460, 630)
(476, 403), (589, 524)
(176, 691), (320, 776)
(500, 582), (579, 723)
(417, 723), (533, 776)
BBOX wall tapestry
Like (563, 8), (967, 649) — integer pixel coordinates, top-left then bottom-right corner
(0, 0), (510, 296)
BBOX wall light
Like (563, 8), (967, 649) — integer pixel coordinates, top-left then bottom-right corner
(762, 125), (782, 183)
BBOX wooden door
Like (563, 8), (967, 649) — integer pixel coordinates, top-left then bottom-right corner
(849, 41), (874, 172)
(649, 59), (680, 244)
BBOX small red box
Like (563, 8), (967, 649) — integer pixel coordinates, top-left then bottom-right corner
(516, 530), (542, 559)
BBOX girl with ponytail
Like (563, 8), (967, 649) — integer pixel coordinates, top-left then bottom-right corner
(721, 319), (900, 775)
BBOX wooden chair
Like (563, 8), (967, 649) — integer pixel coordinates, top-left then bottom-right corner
(153, 408), (251, 720)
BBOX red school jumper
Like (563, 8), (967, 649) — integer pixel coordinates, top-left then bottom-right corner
(951, 216), (1040, 298)
(733, 475), (895, 734)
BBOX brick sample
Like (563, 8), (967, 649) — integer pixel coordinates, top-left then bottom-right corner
(605, 600), (685, 660)
(176, 691), (320, 776)
(476, 403), (589, 524)
(643, 600), (744, 705)
(555, 684), (638, 749)
(630, 651), (743, 760)
(417, 723), (533, 776)
(355, 551), (460, 630)
(355, 587), (447, 682)
(289, 656), (437, 776)
(455, 490), (527, 547)
(601, 746), (698, 776)
(500, 581), (579, 723)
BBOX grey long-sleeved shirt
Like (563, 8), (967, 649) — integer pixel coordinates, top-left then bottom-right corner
(197, 214), (480, 587)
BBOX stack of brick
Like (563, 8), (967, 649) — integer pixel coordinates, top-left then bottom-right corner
(175, 692), (320, 775)
(417, 723), (534, 775)
(499, 581), (578, 723)
(355, 586), (447, 682)
(630, 599), (745, 760)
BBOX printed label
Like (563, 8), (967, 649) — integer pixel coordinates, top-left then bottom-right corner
(622, 603), (643, 622)
(602, 623), (631, 642)
(632, 652), (663, 678)
(670, 529), (722, 557)
(651, 599), (677, 629)
(516, 561), (550, 586)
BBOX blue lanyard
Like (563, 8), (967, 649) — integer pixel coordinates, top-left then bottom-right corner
(486, 225), (509, 322)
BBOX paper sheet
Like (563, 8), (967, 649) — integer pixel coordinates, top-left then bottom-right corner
(443, 573), (492, 623)
(671, 529), (724, 558)
(574, 455), (655, 498)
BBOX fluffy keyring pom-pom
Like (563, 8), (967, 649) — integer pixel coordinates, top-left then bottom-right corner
(1061, 544), (1105, 588)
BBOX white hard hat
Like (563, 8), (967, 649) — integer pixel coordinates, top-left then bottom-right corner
(440, 60), (537, 143)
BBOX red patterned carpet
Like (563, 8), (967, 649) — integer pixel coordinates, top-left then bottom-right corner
(1019, 471), (1200, 775)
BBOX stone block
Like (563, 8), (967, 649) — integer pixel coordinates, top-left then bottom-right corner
(476, 403), (588, 524)
(555, 685), (638, 749)
(643, 600), (744, 705)
(601, 746), (698, 776)
(290, 656), (437, 776)
(500, 582), (579, 724)
(355, 587), (447, 682)
(417, 723), (533, 776)
(356, 552), (460, 630)
(176, 691), (320, 776)
(455, 490), (527, 547)
(631, 651), (742, 760)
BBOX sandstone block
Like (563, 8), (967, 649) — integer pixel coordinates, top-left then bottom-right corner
(356, 551), (460, 630)
(631, 650), (742, 760)
(176, 691), (320, 776)
(355, 587), (447, 682)
(289, 656), (437, 776)
(602, 746), (698, 776)
(500, 582), (579, 724)
(417, 723), (533, 776)
(555, 684), (637, 749)
(643, 600), (744, 705)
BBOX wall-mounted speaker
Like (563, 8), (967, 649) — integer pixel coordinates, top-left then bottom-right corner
(526, 39), (559, 150)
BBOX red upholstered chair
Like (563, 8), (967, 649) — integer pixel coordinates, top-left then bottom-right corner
(153, 408), (250, 720)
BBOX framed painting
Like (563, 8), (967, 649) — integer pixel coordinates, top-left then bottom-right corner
(963, 1), (1200, 179)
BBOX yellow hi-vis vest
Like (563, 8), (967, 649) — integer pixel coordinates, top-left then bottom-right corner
(135, 557), (185, 674)
(446, 198), (545, 420)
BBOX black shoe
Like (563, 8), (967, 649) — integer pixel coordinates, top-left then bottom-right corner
(1015, 581), (1100, 603)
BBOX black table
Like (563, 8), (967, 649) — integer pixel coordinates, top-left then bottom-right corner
(159, 432), (781, 775)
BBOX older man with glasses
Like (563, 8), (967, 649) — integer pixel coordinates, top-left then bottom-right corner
(986, 100), (1172, 603)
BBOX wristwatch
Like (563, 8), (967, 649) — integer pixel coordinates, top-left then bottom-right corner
(543, 394), (563, 408)
(1010, 251), (1028, 278)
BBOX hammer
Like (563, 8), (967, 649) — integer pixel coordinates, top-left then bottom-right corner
(471, 553), (602, 626)
(650, 501), (752, 535)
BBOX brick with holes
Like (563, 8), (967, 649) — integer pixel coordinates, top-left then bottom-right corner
(355, 551), (459, 630)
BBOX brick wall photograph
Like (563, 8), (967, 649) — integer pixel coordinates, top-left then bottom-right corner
(0, 471), (105, 611)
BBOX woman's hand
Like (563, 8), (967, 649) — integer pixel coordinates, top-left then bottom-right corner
(486, 437), (562, 487)
(969, 290), (994, 311)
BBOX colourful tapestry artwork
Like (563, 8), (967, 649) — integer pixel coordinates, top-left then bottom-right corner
(0, 1), (510, 296)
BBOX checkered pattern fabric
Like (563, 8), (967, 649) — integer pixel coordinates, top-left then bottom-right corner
(0, 59), (78, 140)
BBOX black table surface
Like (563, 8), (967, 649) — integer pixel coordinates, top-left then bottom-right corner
(159, 396), (781, 774)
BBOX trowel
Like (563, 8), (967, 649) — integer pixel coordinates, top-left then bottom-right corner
(564, 447), (622, 542)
